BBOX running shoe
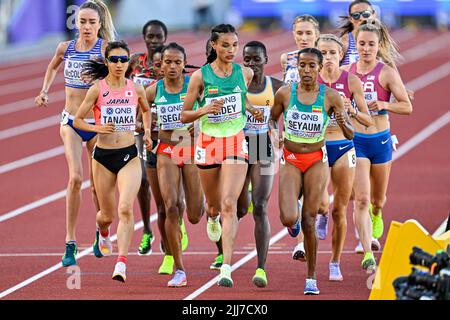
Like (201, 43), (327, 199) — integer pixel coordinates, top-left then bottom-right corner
(158, 255), (174, 275)
(138, 232), (154, 256)
(361, 252), (377, 272)
(218, 264), (233, 288)
(62, 242), (77, 267)
(329, 263), (344, 282)
(354, 241), (364, 254)
(168, 270), (187, 287)
(93, 228), (112, 258)
(371, 238), (381, 251)
(304, 279), (320, 295)
(287, 218), (301, 237)
(370, 205), (384, 239)
(316, 214), (329, 240)
(252, 268), (268, 288)
(210, 254), (223, 270)
(292, 242), (306, 262)
(112, 262), (126, 283)
(207, 215), (222, 243)
(180, 218), (189, 252)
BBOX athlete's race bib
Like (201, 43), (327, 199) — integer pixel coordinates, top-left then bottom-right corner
(286, 110), (324, 139)
(61, 110), (70, 125)
(133, 76), (155, 88)
(195, 146), (207, 164)
(364, 91), (382, 116)
(245, 105), (270, 133)
(65, 59), (88, 87)
(158, 103), (187, 131)
(101, 105), (137, 132)
(206, 93), (243, 124)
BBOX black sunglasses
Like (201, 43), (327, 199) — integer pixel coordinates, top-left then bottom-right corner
(107, 55), (130, 63)
(350, 10), (373, 20)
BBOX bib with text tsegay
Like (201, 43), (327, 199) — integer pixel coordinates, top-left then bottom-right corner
(155, 76), (193, 131)
(284, 83), (329, 144)
(200, 63), (247, 138)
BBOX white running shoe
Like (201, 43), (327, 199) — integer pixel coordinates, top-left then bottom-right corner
(99, 233), (113, 257)
(329, 263), (344, 282)
(292, 242), (306, 261)
(354, 241), (364, 254)
(371, 238), (381, 251)
(207, 215), (222, 242)
(112, 262), (126, 283)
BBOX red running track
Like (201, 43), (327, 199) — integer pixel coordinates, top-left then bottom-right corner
(0, 29), (449, 301)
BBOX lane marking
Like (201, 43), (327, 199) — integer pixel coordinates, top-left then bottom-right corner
(0, 115), (60, 141)
(0, 181), (90, 223)
(0, 146), (65, 174)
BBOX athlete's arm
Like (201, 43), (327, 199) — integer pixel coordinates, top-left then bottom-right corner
(348, 74), (374, 127)
(145, 82), (158, 132)
(340, 34), (349, 65)
(136, 83), (152, 149)
(35, 41), (69, 107)
(280, 53), (287, 81)
(375, 66), (412, 115)
(180, 70), (222, 123)
(271, 77), (285, 95)
(270, 85), (289, 149)
(326, 87), (354, 140)
(74, 83), (114, 134)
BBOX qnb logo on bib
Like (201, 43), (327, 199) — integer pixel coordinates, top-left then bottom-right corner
(101, 105), (136, 132)
(245, 105), (270, 132)
(286, 110), (324, 139)
(206, 93), (242, 124)
(133, 77), (154, 87)
(159, 103), (187, 130)
(65, 59), (87, 86)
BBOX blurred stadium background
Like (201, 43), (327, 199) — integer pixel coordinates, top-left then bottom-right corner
(0, 0), (449, 63)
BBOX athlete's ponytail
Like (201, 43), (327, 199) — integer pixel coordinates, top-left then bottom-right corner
(206, 24), (237, 64)
(356, 18), (402, 68)
(82, 41), (130, 82)
(80, 0), (117, 42)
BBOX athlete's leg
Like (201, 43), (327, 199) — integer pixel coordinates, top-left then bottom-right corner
(157, 154), (184, 271)
(236, 169), (252, 220)
(86, 137), (100, 213)
(250, 161), (274, 269)
(353, 158), (373, 254)
(92, 160), (117, 234)
(279, 161), (302, 228)
(116, 158), (142, 258)
(370, 162), (392, 216)
(330, 153), (355, 263)
(60, 126), (85, 243)
(182, 164), (205, 225)
(219, 160), (249, 266)
(302, 160), (328, 279)
(136, 135), (152, 234)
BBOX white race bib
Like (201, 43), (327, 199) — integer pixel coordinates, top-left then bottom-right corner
(64, 59), (87, 87)
(158, 103), (187, 131)
(206, 93), (243, 124)
(195, 146), (206, 164)
(347, 148), (356, 168)
(101, 105), (136, 132)
(133, 77), (155, 88)
(245, 105), (270, 133)
(286, 110), (324, 139)
(61, 110), (70, 125)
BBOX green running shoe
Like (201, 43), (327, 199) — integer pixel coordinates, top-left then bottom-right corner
(158, 255), (174, 275)
(252, 268), (267, 288)
(218, 264), (233, 288)
(180, 218), (188, 252)
(361, 252), (377, 272)
(370, 204), (384, 239)
(138, 232), (154, 256)
(62, 242), (77, 267)
(93, 230), (104, 258)
(210, 254), (223, 270)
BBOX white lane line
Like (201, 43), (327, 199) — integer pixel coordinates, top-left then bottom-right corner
(0, 181), (90, 223)
(406, 61), (450, 92)
(0, 250), (361, 258)
(0, 91), (66, 116)
(184, 228), (289, 301)
(0, 146), (65, 174)
(0, 217), (152, 299)
(393, 110), (450, 161)
(0, 115), (60, 141)
(399, 34), (450, 66)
